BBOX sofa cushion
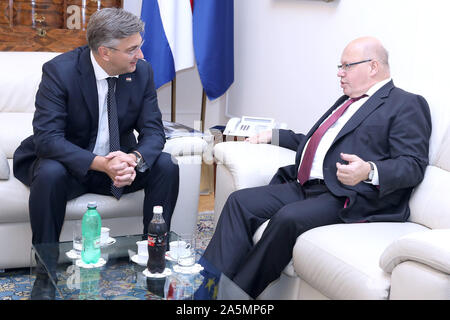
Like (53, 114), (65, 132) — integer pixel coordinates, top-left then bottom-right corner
(408, 165), (450, 229)
(0, 160), (30, 222)
(0, 51), (61, 113)
(0, 148), (9, 180)
(408, 125), (450, 229)
(293, 222), (428, 300)
(431, 125), (450, 171)
(0, 113), (34, 158)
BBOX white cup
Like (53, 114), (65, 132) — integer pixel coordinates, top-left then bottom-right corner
(169, 240), (187, 259)
(100, 227), (110, 245)
(136, 240), (148, 264)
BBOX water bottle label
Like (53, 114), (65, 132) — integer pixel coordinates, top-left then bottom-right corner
(94, 237), (101, 249)
(82, 236), (101, 247)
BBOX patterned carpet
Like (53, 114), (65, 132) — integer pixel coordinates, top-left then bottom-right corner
(0, 212), (215, 300)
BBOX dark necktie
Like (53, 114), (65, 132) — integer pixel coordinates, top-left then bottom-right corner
(106, 77), (123, 199)
(297, 94), (368, 185)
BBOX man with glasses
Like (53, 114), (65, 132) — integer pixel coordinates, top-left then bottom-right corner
(198, 36), (431, 299)
(13, 8), (179, 299)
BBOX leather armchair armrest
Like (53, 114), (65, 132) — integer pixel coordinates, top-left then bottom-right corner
(163, 136), (208, 157)
(380, 229), (450, 274)
(0, 148), (10, 180)
(213, 141), (296, 190)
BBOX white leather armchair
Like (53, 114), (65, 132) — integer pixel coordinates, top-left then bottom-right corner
(213, 127), (450, 299)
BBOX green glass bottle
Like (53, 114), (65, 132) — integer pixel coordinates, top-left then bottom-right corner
(81, 201), (101, 264)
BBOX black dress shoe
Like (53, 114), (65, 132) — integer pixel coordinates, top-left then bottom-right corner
(30, 275), (56, 300)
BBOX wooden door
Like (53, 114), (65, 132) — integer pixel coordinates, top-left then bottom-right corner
(0, 0), (122, 52)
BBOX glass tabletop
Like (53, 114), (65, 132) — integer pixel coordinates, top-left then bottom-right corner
(31, 232), (205, 300)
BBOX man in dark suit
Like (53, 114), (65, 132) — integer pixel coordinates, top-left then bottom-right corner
(13, 8), (179, 298)
(198, 37), (432, 299)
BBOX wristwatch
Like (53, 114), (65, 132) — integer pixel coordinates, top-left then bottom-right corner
(131, 151), (146, 172)
(366, 161), (375, 182)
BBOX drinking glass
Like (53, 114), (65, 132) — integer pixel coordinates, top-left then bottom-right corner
(176, 234), (196, 268)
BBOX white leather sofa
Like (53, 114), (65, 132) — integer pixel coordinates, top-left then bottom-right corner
(0, 52), (207, 269)
(213, 124), (450, 299)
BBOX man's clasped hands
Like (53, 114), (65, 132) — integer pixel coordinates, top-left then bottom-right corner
(90, 151), (139, 188)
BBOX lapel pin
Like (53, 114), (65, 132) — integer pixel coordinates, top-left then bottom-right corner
(126, 77), (132, 82)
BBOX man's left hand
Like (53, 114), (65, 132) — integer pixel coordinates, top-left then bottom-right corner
(105, 151), (137, 168)
(336, 153), (371, 186)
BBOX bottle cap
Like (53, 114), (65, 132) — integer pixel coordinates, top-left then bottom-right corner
(153, 205), (163, 214)
(87, 201), (97, 208)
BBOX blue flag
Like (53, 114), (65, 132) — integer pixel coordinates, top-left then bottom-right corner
(140, 0), (195, 89)
(194, 256), (221, 300)
(193, 0), (234, 100)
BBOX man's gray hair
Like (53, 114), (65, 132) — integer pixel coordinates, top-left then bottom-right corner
(87, 8), (145, 52)
(375, 45), (390, 68)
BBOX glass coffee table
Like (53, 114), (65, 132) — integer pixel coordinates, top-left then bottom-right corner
(31, 232), (205, 300)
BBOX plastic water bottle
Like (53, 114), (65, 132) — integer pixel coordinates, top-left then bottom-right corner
(147, 206), (167, 273)
(81, 201), (101, 264)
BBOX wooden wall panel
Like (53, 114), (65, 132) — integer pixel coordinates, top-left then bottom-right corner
(0, 0), (122, 52)
(13, 0), (64, 28)
(0, 1), (10, 25)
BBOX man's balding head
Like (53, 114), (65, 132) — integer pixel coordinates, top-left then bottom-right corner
(346, 36), (390, 71)
(338, 37), (390, 97)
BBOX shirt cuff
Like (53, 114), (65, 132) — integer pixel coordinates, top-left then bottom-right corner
(364, 161), (379, 186)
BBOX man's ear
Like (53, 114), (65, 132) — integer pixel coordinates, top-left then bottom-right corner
(97, 46), (111, 62)
(369, 60), (379, 76)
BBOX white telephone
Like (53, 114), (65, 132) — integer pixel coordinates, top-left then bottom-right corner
(224, 116), (286, 137)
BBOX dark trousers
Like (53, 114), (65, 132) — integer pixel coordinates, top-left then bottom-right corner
(202, 181), (345, 299)
(28, 152), (179, 244)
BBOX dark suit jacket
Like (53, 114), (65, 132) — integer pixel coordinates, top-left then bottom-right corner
(270, 80), (432, 223)
(13, 45), (165, 185)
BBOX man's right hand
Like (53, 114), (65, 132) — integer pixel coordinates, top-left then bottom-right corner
(245, 129), (273, 144)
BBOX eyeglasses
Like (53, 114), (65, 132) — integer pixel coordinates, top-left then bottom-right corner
(337, 59), (372, 71)
(106, 40), (145, 57)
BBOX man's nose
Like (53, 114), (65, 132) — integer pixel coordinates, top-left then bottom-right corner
(136, 48), (144, 60)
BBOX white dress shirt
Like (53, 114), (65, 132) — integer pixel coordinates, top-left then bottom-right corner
(90, 51), (118, 156)
(299, 78), (391, 185)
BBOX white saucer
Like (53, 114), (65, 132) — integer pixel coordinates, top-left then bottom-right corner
(143, 267), (172, 278)
(75, 257), (107, 269)
(100, 237), (116, 247)
(65, 249), (81, 260)
(173, 263), (204, 274)
(165, 250), (178, 262)
(131, 254), (148, 266)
